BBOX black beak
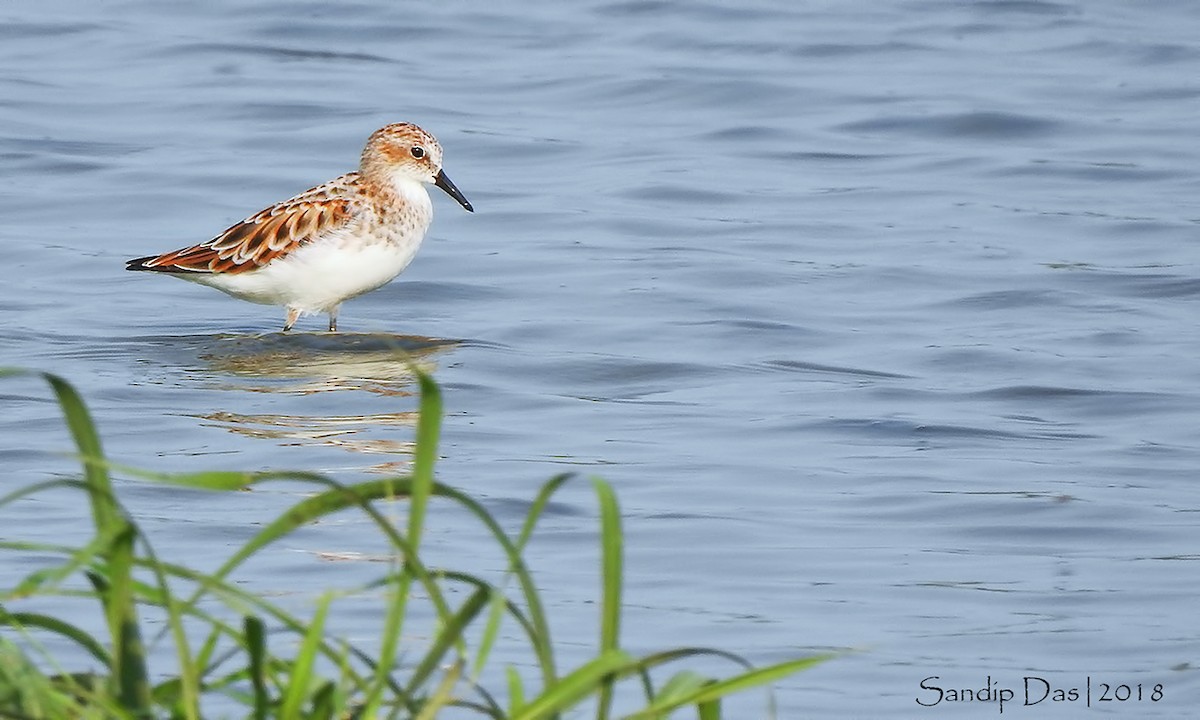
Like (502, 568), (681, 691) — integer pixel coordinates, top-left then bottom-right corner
(434, 169), (474, 212)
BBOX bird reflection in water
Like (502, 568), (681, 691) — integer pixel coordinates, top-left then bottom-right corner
(190, 332), (459, 473)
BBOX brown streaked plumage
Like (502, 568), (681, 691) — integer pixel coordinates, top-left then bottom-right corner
(129, 177), (358, 275)
(126, 123), (473, 331)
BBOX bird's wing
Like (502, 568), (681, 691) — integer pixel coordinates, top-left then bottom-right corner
(127, 174), (361, 274)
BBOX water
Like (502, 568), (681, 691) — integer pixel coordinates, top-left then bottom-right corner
(3, 0), (1200, 716)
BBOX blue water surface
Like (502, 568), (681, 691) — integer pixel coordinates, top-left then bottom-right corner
(2, 1), (1199, 716)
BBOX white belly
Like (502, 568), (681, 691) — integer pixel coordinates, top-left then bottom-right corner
(189, 232), (423, 313)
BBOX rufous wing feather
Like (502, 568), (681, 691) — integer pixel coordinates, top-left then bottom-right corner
(126, 183), (356, 274)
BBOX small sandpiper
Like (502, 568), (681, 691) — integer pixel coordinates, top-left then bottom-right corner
(126, 122), (473, 332)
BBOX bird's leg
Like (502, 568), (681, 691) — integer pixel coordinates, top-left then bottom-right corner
(283, 307), (301, 332)
(327, 306), (339, 333)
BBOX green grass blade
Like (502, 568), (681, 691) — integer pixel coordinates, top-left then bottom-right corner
(369, 369), (440, 717)
(0, 610), (112, 667)
(513, 650), (635, 720)
(97, 524), (151, 714)
(152, 562), (381, 698)
(515, 473), (573, 551)
(203, 476), (456, 628)
(23, 369), (152, 715)
(0, 477), (88, 511)
(420, 572), (541, 684)
(627, 654), (834, 718)
(36, 373), (110, 520)
(124, 468), (257, 492)
(0, 636), (91, 719)
(409, 369), (441, 554)
(697, 695), (721, 720)
(593, 478), (623, 720)
(309, 680), (338, 719)
(368, 576), (409, 720)
(244, 616), (270, 720)
(131, 530), (202, 720)
(136, 542), (377, 693)
(405, 588), (488, 697)
(414, 659), (462, 720)
(207, 473), (390, 576)
(506, 665), (525, 716)
(652, 670), (709, 707)
(280, 593), (333, 718)
(470, 473), (571, 684)
(220, 474), (562, 700)
(683, 655), (832, 703)
(467, 474), (580, 691)
(197, 474), (452, 717)
(470, 588), (507, 682)
(7, 530), (112, 600)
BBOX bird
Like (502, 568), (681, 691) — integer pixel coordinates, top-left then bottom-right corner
(126, 122), (473, 332)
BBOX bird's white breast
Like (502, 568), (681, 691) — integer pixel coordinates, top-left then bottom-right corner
(191, 179), (434, 313)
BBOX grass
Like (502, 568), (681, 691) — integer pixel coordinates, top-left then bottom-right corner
(0, 366), (830, 718)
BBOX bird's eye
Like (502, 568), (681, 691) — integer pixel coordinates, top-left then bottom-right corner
(410, 146), (426, 159)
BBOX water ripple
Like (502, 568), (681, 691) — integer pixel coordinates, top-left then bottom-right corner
(839, 111), (1061, 140)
